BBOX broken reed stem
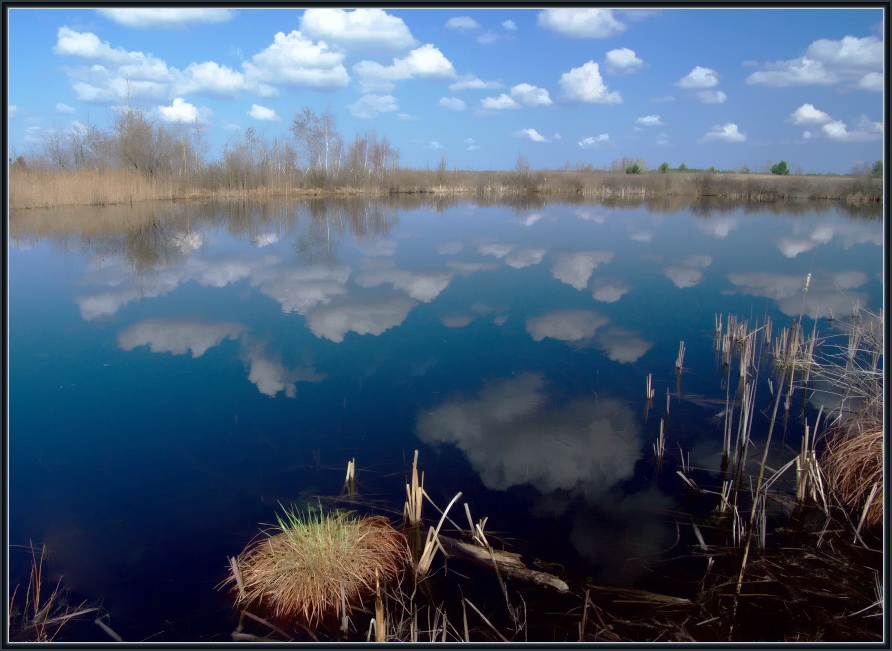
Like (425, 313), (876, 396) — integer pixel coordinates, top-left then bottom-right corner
(404, 450), (423, 528)
(646, 373), (654, 401)
(344, 458), (356, 498)
(416, 492), (462, 577)
(676, 341), (685, 373)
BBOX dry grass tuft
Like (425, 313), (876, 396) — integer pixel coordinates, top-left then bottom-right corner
(225, 508), (410, 627)
(823, 422), (883, 528)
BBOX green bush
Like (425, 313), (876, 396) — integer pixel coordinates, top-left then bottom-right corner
(771, 160), (790, 175)
(625, 163), (642, 175)
(658, 162), (669, 173)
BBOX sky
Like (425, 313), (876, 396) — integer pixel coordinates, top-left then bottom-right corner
(5, 7), (886, 174)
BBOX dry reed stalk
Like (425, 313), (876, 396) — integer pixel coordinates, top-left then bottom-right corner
(344, 458), (356, 498)
(653, 419), (666, 469)
(824, 426), (883, 528)
(403, 450), (423, 528)
(675, 341), (685, 373)
(646, 373), (655, 401)
(415, 492), (462, 577)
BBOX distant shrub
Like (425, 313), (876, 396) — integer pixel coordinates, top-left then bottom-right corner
(739, 164), (750, 174)
(625, 163), (642, 175)
(771, 160), (790, 175)
(871, 160), (883, 177)
(678, 162), (688, 172)
(658, 162), (670, 173)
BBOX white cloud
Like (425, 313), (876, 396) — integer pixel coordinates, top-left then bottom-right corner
(55, 103), (76, 113)
(477, 31), (501, 46)
(594, 327), (653, 363)
(604, 47), (643, 74)
(449, 75), (503, 91)
(117, 319), (245, 358)
(251, 263), (350, 314)
(158, 97), (201, 123)
(445, 16), (481, 31)
(747, 58), (836, 87)
(481, 94), (520, 110)
(305, 293), (417, 343)
(355, 259), (453, 302)
(558, 61), (621, 103)
(299, 8), (416, 52)
(438, 96), (466, 111)
(551, 251), (614, 290)
(354, 44), (456, 92)
(526, 310), (610, 342)
(663, 266), (704, 289)
(240, 340), (325, 398)
(677, 66), (720, 88)
(243, 30), (349, 90)
(700, 123), (746, 143)
(789, 103), (832, 125)
(591, 278), (632, 303)
(578, 134), (611, 148)
(175, 61), (272, 98)
(349, 94), (399, 119)
(97, 8), (233, 28)
(416, 373), (643, 496)
(510, 83), (553, 106)
(513, 128), (548, 142)
(727, 271), (868, 319)
(477, 243), (516, 259)
(805, 35), (884, 68)
(821, 116), (883, 142)
(247, 104), (279, 121)
(505, 248), (547, 269)
(854, 71), (883, 91)
(502, 19), (517, 31)
(636, 115), (661, 126)
(697, 90), (727, 104)
(537, 8), (626, 38)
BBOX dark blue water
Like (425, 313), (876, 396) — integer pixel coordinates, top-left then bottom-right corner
(8, 198), (883, 641)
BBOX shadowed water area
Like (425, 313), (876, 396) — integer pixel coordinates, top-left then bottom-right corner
(8, 197), (883, 641)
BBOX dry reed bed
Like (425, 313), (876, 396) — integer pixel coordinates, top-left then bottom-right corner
(9, 168), (882, 210)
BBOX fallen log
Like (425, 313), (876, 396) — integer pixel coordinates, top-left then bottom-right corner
(438, 535), (570, 594)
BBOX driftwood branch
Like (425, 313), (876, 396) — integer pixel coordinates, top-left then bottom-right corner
(438, 535), (570, 594)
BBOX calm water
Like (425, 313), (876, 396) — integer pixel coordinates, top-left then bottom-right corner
(8, 198), (883, 641)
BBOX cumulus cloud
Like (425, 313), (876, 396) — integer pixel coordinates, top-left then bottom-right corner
(677, 66), (720, 88)
(445, 16), (481, 31)
(438, 96), (466, 111)
(348, 94), (399, 119)
(663, 266), (704, 289)
(821, 116), (883, 142)
(504, 248), (547, 269)
(789, 103), (832, 124)
(417, 374), (643, 497)
(449, 75), (503, 91)
(354, 44), (456, 92)
(244, 30), (349, 90)
(551, 251), (614, 290)
(604, 47), (643, 74)
(299, 8), (416, 52)
(526, 310), (610, 342)
(97, 8), (233, 28)
(559, 61), (621, 103)
(247, 104), (279, 121)
(592, 278), (632, 303)
(700, 122), (746, 143)
(697, 90), (727, 104)
(157, 97), (202, 123)
(240, 339), (325, 398)
(481, 94), (520, 110)
(537, 8), (627, 39)
(513, 128), (548, 142)
(510, 83), (553, 106)
(55, 103), (76, 113)
(117, 319), (245, 357)
(175, 61), (272, 98)
(727, 271), (868, 319)
(251, 263), (350, 314)
(636, 115), (661, 126)
(595, 327), (653, 363)
(354, 259), (454, 302)
(746, 35), (882, 89)
(305, 293), (417, 343)
(503, 19), (517, 31)
(578, 134), (611, 148)
(854, 71), (883, 91)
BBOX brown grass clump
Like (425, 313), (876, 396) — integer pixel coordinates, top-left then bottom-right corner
(225, 508), (410, 627)
(823, 422), (883, 528)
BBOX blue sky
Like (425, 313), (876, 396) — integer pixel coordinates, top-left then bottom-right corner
(5, 7), (885, 173)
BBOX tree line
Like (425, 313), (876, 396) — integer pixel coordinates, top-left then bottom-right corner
(15, 105), (401, 191)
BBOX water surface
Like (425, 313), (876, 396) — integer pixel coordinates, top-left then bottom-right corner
(8, 197), (883, 641)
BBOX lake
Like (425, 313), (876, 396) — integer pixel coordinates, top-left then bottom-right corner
(7, 197), (883, 641)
